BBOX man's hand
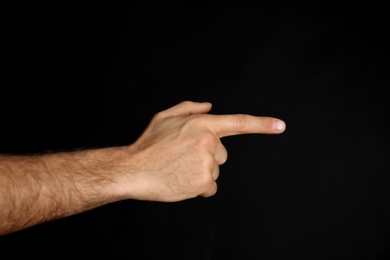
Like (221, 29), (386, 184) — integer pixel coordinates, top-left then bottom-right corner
(119, 101), (286, 202)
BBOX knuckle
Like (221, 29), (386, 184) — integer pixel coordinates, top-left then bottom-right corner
(181, 100), (193, 106)
(196, 132), (217, 149)
(233, 114), (249, 130)
(199, 175), (215, 189)
(184, 116), (217, 147)
(202, 182), (217, 197)
(153, 110), (165, 120)
(201, 155), (215, 169)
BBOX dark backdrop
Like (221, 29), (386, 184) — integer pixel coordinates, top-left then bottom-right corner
(1, 1), (389, 259)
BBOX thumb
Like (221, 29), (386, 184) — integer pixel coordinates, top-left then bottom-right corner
(158, 101), (212, 118)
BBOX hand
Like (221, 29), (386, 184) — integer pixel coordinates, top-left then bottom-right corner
(119, 101), (286, 202)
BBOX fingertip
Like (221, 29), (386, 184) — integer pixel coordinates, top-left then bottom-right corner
(200, 101), (212, 107)
(183, 100), (212, 109)
(273, 119), (286, 133)
(198, 101), (213, 113)
(194, 101), (212, 114)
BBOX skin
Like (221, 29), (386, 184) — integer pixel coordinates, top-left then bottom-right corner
(0, 100), (286, 236)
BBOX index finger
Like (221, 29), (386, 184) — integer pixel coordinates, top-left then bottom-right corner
(206, 114), (286, 138)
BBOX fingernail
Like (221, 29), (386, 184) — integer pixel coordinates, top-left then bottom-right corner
(273, 119), (286, 132)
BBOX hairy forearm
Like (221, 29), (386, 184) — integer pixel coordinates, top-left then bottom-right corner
(0, 147), (125, 235)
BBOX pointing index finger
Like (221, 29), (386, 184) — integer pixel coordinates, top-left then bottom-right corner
(207, 114), (286, 138)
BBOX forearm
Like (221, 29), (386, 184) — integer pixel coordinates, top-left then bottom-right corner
(0, 147), (126, 235)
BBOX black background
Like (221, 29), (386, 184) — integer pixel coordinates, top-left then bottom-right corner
(1, 1), (389, 259)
